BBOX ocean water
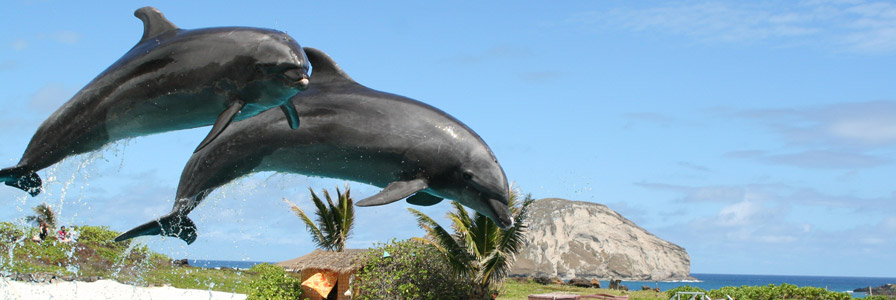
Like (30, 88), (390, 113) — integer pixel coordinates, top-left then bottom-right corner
(190, 261), (894, 298)
(188, 259), (270, 270)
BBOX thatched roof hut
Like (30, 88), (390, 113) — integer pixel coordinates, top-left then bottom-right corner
(276, 249), (369, 273)
(276, 249), (370, 300)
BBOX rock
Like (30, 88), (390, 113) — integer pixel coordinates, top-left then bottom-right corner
(510, 198), (695, 281)
(551, 277), (564, 285)
(590, 279), (601, 288)
(533, 276), (552, 285)
(642, 285), (652, 291)
(172, 258), (189, 267)
(568, 278), (592, 288)
(854, 284), (896, 295)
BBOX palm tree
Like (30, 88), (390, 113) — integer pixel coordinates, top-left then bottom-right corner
(25, 202), (57, 229)
(284, 184), (355, 251)
(408, 188), (535, 300)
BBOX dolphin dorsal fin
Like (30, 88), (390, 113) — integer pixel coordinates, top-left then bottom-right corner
(303, 47), (357, 84)
(134, 7), (178, 43)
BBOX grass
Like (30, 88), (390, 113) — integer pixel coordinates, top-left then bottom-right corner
(138, 265), (262, 294)
(0, 222), (261, 293)
(498, 279), (666, 300)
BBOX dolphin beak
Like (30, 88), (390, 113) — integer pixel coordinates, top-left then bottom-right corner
(488, 198), (514, 229)
(296, 75), (309, 91)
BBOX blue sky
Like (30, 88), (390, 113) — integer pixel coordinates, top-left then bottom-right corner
(1, 1), (895, 278)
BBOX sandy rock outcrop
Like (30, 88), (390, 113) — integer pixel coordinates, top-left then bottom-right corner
(510, 198), (694, 281)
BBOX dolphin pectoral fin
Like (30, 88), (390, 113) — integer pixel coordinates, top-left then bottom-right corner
(195, 101), (246, 153)
(0, 167), (42, 196)
(280, 103), (300, 129)
(356, 179), (428, 207)
(115, 213), (198, 245)
(406, 192), (443, 206)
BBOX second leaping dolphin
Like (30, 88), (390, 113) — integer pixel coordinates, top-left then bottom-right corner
(115, 47), (513, 244)
(0, 7), (310, 196)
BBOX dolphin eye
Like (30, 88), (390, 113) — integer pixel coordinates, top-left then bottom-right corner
(462, 171), (474, 181)
(281, 68), (303, 81)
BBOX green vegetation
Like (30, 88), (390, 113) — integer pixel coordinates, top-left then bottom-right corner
(0, 221), (262, 294)
(665, 284), (870, 300)
(354, 239), (472, 300)
(245, 263), (303, 300)
(498, 279), (661, 300)
(285, 185), (355, 251)
(0, 221), (157, 278)
(499, 281), (890, 300)
(409, 189), (536, 299)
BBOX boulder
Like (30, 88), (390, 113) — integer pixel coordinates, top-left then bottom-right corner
(533, 276), (552, 285)
(568, 278), (592, 288)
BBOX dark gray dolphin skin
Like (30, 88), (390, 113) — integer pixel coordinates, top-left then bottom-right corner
(0, 7), (310, 196)
(115, 47), (512, 244)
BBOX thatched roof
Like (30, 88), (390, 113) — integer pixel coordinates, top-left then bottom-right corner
(276, 249), (370, 273)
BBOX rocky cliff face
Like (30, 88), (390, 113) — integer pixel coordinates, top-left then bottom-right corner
(510, 198), (693, 281)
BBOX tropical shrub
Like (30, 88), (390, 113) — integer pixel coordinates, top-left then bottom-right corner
(670, 283), (855, 300)
(354, 239), (472, 300)
(667, 285), (710, 299)
(246, 263), (303, 300)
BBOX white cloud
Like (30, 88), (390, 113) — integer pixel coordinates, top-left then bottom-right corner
(13, 39), (28, 50)
(48, 31), (80, 44)
(29, 83), (74, 113)
(637, 180), (896, 211)
(765, 150), (888, 169)
(571, 0), (896, 53)
(828, 118), (896, 144)
(0, 60), (16, 71)
(737, 100), (896, 148)
(717, 200), (763, 226)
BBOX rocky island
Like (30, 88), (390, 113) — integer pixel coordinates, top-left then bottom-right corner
(510, 198), (695, 281)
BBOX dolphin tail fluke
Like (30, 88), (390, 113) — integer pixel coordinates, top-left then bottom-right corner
(0, 166), (42, 196)
(114, 213), (198, 245)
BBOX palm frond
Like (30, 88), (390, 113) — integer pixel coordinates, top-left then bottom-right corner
(407, 185), (536, 294)
(289, 185), (356, 251)
(283, 198), (327, 249)
(27, 203), (56, 228)
(409, 207), (474, 277)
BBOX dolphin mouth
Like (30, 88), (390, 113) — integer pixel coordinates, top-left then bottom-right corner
(295, 76), (310, 90)
(488, 198), (514, 229)
(281, 68), (310, 90)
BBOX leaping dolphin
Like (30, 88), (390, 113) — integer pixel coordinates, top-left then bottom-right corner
(115, 47), (513, 244)
(0, 7), (310, 196)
